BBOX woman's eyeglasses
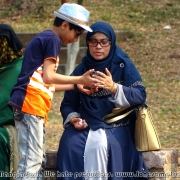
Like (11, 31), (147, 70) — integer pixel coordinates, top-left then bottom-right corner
(87, 38), (111, 47)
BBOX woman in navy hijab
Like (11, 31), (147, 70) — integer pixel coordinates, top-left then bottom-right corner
(56, 22), (148, 180)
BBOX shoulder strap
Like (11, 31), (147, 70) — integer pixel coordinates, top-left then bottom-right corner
(103, 109), (135, 124)
(102, 103), (147, 124)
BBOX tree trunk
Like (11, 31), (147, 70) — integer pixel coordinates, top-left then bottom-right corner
(65, 39), (80, 75)
(64, 0), (84, 75)
(77, 0), (83, 5)
(61, 0), (68, 4)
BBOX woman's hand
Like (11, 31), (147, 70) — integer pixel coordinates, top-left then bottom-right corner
(70, 117), (88, 130)
(93, 68), (117, 94)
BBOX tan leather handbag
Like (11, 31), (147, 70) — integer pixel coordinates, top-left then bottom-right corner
(103, 104), (161, 152)
(134, 104), (161, 151)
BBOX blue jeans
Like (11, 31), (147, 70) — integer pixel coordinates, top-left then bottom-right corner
(14, 110), (46, 180)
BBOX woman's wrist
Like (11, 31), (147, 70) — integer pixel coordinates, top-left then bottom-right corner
(111, 82), (117, 94)
(70, 116), (77, 125)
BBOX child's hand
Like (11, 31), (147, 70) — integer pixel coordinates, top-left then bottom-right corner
(80, 69), (101, 87)
(77, 84), (99, 95)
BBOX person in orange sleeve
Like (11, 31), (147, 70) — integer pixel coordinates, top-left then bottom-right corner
(8, 3), (102, 180)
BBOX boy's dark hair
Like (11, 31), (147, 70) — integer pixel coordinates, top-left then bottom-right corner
(53, 17), (83, 31)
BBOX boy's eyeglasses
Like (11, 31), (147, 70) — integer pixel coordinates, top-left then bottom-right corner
(87, 38), (111, 47)
(74, 29), (83, 37)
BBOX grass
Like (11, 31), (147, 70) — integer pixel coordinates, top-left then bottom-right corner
(1, 0), (180, 154)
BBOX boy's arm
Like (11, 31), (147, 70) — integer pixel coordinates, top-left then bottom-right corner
(55, 84), (74, 92)
(43, 59), (99, 87)
(55, 84), (93, 94)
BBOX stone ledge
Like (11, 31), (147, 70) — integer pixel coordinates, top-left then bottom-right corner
(143, 149), (178, 180)
(142, 149), (178, 169)
(17, 31), (134, 64)
(17, 31), (134, 75)
(44, 149), (179, 180)
(17, 31), (134, 48)
(45, 151), (57, 169)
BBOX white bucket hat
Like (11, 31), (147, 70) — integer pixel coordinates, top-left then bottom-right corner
(54, 3), (92, 32)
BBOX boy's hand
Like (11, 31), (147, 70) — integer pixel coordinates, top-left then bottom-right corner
(77, 84), (99, 95)
(80, 69), (102, 87)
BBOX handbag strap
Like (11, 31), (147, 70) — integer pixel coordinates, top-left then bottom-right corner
(103, 103), (148, 124)
(103, 109), (135, 124)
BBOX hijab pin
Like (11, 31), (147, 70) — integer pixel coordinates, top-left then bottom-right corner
(119, 63), (124, 68)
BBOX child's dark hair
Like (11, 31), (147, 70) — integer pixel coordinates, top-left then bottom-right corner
(53, 17), (83, 31)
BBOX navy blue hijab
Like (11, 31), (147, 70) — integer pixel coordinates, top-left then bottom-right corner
(81, 21), (142, 86)
(82, 21), (116, 74)
(64, 22), (142, 130)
